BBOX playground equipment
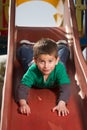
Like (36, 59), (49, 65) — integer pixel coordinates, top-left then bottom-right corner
(1, 0), (87, 130)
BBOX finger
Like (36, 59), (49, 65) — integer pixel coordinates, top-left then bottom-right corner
(52, 107), (56, 112)
(61, 111), (65, 116)
(62, 109), (69, 116)
(58, 110), (61, 116)
(58, 110), (66, 116)
(23, 108), (26, 114)
(21, 107), (27, 115)
(21, 109), (25, 114)
(26, 109), (31, 116)
(65, 109), (69, 115)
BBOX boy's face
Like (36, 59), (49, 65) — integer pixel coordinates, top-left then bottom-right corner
(34, 54), (59, 76)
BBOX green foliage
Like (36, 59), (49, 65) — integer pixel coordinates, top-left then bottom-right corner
(0, 62), (6, 83)
(0, 61), (6, 112)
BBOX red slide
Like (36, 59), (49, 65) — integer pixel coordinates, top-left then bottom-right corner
(1, 0), (87, 130)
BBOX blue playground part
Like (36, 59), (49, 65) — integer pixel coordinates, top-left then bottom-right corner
(80, 0), (87, 45)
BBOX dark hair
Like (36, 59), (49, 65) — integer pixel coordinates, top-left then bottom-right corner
(33, 38), (58, 59)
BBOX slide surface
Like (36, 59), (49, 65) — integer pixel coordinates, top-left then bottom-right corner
(11, 60), (87, 130)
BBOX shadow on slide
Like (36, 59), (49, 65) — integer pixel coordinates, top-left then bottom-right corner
(1, 0), (87, 130)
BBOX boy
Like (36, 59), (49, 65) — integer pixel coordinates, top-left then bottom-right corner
(16, 38), (70, 116)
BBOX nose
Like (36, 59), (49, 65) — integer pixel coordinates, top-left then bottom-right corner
(44, 62), (49, 68)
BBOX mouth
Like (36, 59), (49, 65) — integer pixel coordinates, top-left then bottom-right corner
(43, 69), (51, 73)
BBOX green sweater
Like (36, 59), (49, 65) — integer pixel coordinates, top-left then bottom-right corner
(21, 61), (70, 88)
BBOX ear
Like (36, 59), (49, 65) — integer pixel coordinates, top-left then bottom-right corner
(33, 57), (37, 64)
(56, 56), (60, 65)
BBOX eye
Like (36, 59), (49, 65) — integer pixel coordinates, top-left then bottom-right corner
(40, 60), (44, 63)
(38, 60), (44, 64)
(49, 60), (53, 63)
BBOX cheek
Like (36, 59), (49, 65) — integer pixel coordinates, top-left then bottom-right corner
(51, 61), (58, 68)
(37, 63), (44, 69)
(51, 61), (57, 66)
(48, 63), (56, 70)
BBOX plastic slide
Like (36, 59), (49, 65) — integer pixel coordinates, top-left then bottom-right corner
(1, 0), (87, 130)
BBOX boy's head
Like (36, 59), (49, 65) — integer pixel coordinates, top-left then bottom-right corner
(33, 38), (59, 76)
(33, 38), (58, 59)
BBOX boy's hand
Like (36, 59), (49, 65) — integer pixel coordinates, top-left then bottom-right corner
(52, 100), (69, 116)
(18, 99), (31, 116)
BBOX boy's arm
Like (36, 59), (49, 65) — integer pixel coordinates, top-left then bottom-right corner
(16, 84), (29, 102)
(16, 84), (31, 115)
(58, 84), (71, 103)
(52, 84), (71, 116)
